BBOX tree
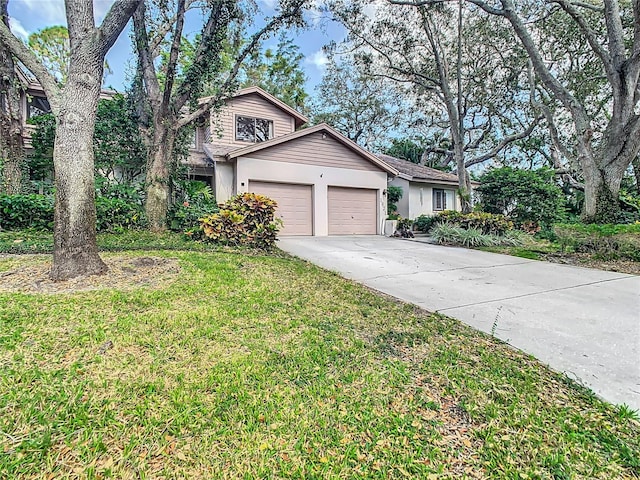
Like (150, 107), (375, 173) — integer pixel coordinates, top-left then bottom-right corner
(242, 33), (308, 112)
(459, 0), (640, 223)
(477, 166), (567, 228)
(28, 26), (70, 83)
(0, 0), (23, 194)
(132, 0), (308, 231)
(27, 25), (113, 85)
(310, 54), (402, 150)
(0, 0), (142, 280)
(331, 1), (542, 213)
(28, 95), (147, 189)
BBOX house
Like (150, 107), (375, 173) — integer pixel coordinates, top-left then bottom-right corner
(187, 86), (399, 236)
(15, 68), (115, 153)
(379, 153), (475, 219)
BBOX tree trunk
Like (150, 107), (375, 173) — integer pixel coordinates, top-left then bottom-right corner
(633, 157), (640, 196)
(50, 61), (107, 280)
(0, 0), (24, 194)
(145, 123), (176, 231)
(581, 158), (625, 224)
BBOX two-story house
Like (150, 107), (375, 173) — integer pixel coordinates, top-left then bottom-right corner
(186, 86), (399, 236)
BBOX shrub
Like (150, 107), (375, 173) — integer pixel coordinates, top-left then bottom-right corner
(169, 181), (219, 233)
(0, 193), (146, 233)
(393, 217), (414, 238)
(0, 194), (54, 230)
(430, 222), (526, 248)
(200, 193), (281, 250)
(95, 197), (146, 233)
(387, 186), (403, 217)
(433, 210), (513, 235)
(414, 214), (439, 233)
(553, 223), (640, 261)
(477, 166), (566, 228)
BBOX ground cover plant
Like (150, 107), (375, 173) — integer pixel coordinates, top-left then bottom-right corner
(1, 241), (639, 478)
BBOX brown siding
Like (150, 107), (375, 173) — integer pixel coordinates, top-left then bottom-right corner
(210, 93), (295, 145)
(247, 132), (385, 172)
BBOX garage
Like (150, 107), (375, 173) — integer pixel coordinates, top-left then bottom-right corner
(249, 181), (313, 236)
(328, 187), (378, 235)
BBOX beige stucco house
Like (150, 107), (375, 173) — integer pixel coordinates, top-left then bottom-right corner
(186, 86), (399, 236)
(380, 153), (474, 219)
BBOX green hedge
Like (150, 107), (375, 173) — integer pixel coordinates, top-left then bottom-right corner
(0, 194), (146, 232)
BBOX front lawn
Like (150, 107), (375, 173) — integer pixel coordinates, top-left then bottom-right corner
(1, 246), (638, 478)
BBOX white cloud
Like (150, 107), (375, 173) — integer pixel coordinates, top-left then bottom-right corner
(16, 0), (114, 26)
(306, 49), (329, 70)
(20, 0), (66, 24)
(9, 18), (29, 40)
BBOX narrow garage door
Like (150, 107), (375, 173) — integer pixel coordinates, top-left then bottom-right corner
(328, 187), (377, 235)
(249, 181), (313, 236)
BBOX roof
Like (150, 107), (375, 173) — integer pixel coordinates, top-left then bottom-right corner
(223, 123), (399, 175)
(376, 153), (467, 185)
(200, 86), (309, 129)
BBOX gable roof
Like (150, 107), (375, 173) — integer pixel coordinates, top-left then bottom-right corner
(200, 86), (309, 128)
(226, 123), (399, 175)
(376, 153), (466, 185)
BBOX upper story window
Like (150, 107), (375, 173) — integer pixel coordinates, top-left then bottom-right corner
(236, 115), (273, 143)
(27, 95), (51, 119)
(433, 188), (447, 211)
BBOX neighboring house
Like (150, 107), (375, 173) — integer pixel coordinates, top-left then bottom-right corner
(15, 68), (115, 153)
(379, 153), (476, 219)
(187, 86), (399, 236)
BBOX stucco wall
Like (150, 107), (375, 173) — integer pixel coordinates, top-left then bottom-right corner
(389, 179), (460, 219)
(236, 157), (388, 235)
(388, 177), (410, 218)
(214, 162), (235, 203)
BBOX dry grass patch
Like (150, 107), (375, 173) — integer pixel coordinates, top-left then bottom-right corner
(0, 254), (180, 294)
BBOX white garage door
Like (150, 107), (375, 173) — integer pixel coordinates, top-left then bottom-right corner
(328, 187), (378, 235)
(249, 181), (313, 236)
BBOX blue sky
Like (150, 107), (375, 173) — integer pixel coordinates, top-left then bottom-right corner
(6, 0), (345, 94)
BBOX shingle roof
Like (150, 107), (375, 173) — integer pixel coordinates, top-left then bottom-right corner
(376, 154), (461, 184)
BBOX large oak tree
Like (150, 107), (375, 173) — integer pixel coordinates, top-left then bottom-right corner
(402, 0), (640, 222)
(0, 0), (142, 280)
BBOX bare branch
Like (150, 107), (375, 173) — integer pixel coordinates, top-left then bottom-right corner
(465, 115), (542, 167)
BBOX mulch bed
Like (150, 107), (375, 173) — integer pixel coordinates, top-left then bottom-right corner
(0, 255), (181, 294)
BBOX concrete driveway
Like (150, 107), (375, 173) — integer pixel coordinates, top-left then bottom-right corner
(279, 236), (640, 411)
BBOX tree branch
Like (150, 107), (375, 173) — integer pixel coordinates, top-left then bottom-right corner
(133, 1), (162, 107)
(176, 0), (307, 128)
(97, 0), (143, 57)
(0, 17), (61, 111)
(162, 0), (187, 113)
(464, 115), (541, 167)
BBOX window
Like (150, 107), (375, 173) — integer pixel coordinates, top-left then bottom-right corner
(236, 116), (273, 143)
(433, 189), (447, 211)
(27, 95), (51, 119)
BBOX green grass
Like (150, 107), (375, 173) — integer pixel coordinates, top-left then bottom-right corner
(1, 246), (639, 478)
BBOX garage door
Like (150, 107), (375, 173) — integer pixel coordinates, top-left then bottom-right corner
(328, 187), (377, 235)
(249, 181), (313, 236)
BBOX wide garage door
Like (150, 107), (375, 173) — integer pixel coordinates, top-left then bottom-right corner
(249, 181), (313, 236)
(328, 187), (377, 235)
